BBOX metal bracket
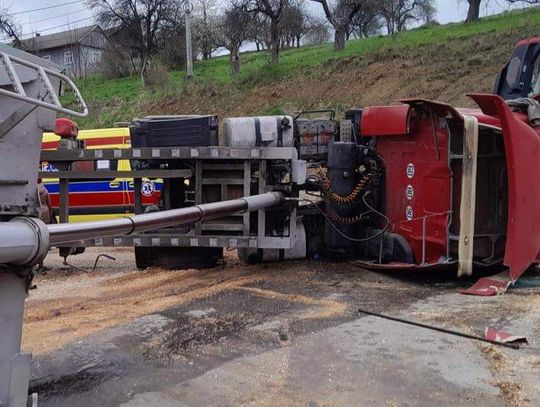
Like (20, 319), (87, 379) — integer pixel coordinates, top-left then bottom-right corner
(7, 353), (32, 407)
(0, 104), (37, 140)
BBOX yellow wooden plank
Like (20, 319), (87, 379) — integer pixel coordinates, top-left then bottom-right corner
(458, 115), (479, 277)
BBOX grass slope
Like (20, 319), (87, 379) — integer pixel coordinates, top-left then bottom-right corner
(75, 8), (540, 128)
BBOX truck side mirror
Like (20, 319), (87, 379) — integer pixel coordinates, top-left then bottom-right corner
(505, 56), (522, 90)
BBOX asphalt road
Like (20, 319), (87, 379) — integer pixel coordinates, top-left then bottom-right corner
(25, 248), (540, 406)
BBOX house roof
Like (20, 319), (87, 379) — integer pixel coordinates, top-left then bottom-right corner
(20, 25), (102, 52)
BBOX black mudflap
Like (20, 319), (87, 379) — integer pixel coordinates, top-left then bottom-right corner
(135, 247), (223, 270)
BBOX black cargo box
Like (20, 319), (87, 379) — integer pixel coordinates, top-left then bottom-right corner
(130, 115), (219, 148)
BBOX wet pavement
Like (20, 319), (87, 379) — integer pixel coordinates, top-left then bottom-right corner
(25, 248), (540, 406)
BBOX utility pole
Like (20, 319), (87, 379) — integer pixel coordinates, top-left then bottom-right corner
(185, 0), (194, 79)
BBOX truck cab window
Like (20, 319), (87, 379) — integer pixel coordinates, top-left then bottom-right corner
(529, 57), (540, 97)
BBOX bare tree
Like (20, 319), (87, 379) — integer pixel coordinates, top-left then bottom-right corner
(0, 6), (22, 48)
(88, 0), (181, 84)
(506, 0), (540, 6)
(418, 0), (436, 23)
(303, 19), (330, 45)
(378, 0), (435, 35)
(280, 1), (310, 48)
(309, 0), (366, 51)
(193, 0), (220, 59)
(218, 5), (253, 76)
(247, 13), (269, 51)
(193, 18), (221, 60)
(465, 0), (482, 22)
(350, 0), (382, 38)
(466, 0), (538, 23)
(240, 0), (288, 64)
(155, 23), (188, 69)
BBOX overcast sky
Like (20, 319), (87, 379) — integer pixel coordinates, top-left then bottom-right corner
(1, 0), (534, 41)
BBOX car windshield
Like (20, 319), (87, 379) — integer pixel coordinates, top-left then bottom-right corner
(529, 55), (540, 96)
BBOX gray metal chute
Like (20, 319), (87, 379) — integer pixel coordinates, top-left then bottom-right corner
(48, 192), (285, 245)
(0, 218), (49, 266)
(0, 43), (88, 407)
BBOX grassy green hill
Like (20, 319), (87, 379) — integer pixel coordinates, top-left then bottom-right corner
(75, 8), (540, 128)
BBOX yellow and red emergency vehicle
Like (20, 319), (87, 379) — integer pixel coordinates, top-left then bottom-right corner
(41, 126), (161, 222)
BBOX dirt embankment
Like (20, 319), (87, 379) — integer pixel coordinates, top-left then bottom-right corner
(90, 27), (536, 124)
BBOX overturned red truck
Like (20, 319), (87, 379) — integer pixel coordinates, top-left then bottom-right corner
(45, 39), (540, 293)
(310, 37), (540, 288)
(354, 95), (539, 281)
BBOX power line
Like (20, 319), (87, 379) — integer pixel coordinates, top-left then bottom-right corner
(34, 16), (95, 33)
(16, 16), (96, 39)
(7, 1), (82, 16)
(21, 9), (91, 26)
(30, 16), (95, 34)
